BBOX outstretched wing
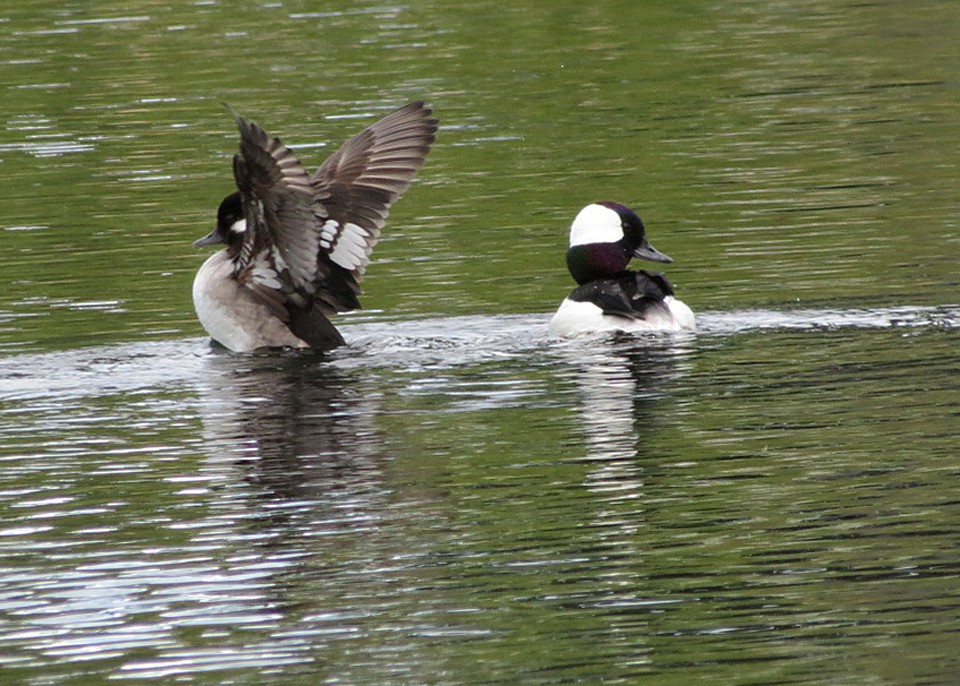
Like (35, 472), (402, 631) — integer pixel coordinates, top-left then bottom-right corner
(225, 102), (437, 323)
(311, 101), (438, 299)
(228, 106), (324, 307)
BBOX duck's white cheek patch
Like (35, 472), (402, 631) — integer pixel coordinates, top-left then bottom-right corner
(230, 219), (247, 235)
(568, 204), (622, 247)
(320, 219), (373, 272)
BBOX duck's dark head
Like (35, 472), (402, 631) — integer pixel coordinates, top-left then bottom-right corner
(565, 201), (672, 285)
(193, 192), (245, 252)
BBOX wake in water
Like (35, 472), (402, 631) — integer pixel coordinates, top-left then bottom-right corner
(1, 304), (958, 402)
(696, 304), (960, 335)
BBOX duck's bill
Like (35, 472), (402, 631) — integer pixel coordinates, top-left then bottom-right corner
(193, 230), (222, 248)
(634, 240), (673, 263)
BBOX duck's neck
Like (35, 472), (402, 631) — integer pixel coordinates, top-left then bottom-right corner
(566, 243), (630, 285)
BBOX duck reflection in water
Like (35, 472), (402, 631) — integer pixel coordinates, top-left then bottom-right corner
(557, 335), (694, 494)
(195, 353), (388, 515)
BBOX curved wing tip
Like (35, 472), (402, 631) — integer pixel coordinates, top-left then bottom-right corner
(222, 102), (255, 135)
(406, 100), (436, 118)
(407, 101), (439, 138)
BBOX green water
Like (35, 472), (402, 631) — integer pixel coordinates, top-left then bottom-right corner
(2, 0), (957, 349)
(1, 1), (959, 684)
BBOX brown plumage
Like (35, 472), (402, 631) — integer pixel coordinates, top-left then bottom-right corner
(192, 101), (438, 352)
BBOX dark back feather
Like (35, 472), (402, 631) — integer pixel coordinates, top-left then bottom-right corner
(567, 270), (675, 320)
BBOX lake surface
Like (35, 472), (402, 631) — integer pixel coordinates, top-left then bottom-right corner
(1, 1), (959, 684)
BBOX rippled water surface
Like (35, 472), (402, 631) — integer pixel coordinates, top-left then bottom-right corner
(2, 0), (960, 684)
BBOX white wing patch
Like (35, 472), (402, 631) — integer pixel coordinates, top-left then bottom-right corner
(319, 219), (339, 250)
(320, 219), (374, 272)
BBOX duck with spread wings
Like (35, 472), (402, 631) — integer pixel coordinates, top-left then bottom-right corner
(192, 101), (438, 352)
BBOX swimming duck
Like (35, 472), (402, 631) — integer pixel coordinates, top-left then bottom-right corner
(548, 202), (695, 336)
(192, 101), (437, 352)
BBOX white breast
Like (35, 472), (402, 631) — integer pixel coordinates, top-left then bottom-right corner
(192, 251), (308, 352)
(548, 296), (696, 337)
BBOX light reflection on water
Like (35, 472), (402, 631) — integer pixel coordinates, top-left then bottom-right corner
(1, 307), (959, 681)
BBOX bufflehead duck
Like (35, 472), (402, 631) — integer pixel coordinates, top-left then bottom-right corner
(548, 202), (695, 336)
(192, 101), (438, 352)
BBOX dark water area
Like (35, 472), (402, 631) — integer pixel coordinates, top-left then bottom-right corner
(1, 1), (959, 684)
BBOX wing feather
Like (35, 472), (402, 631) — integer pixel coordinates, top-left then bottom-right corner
(223, 101), (436, 328)
(228, 107), (322, 294)
(312, 101), (437, 237)
(308, 101), (437, 311)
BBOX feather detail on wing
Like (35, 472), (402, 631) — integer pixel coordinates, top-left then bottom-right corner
(311, 101), (438, 280)
(227, 106), (323, 296)
(224, 101), (436, 326)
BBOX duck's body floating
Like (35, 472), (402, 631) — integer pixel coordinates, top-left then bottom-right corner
(548, 202), (695, 337)
(192, 101), (437, 352)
